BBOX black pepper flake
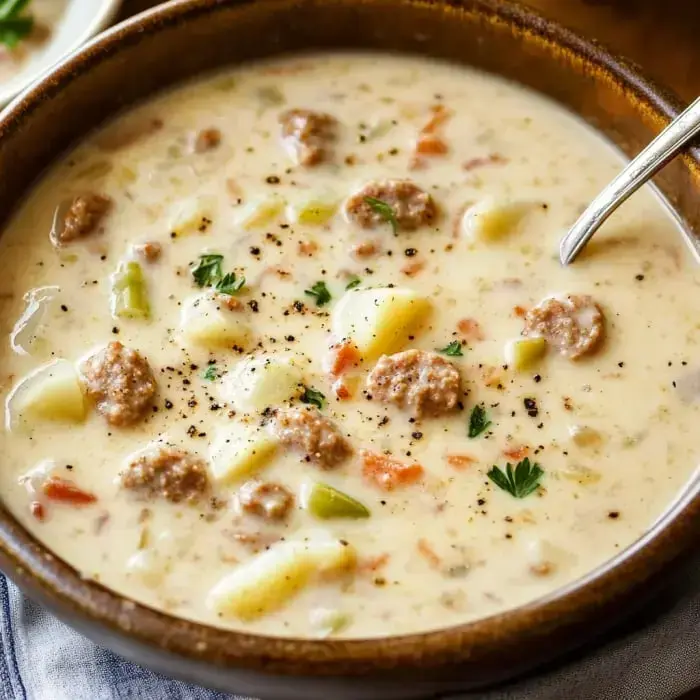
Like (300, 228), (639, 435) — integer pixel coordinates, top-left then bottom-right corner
(249, 246), (261, 256)
(285, 335), (295, 342)
(265, 175), (281, 184)
(404, 248), (418, 257)
(608, 511), (620, 519)
(111, 326), (119, 335)
(65, 464), (74, 470)
(635, 274), (645, 281)
(533, 374), (542, 383)
(164, 400), (174, 409)
(60, 304), (68, 312)
(411, 431), (423, 440)
(477, 498), (485, 506)
(524, 397), (538, 417)
(378, 416), (389, 427)
(248, 300), (259, 313)
(187, 425), (197, 437)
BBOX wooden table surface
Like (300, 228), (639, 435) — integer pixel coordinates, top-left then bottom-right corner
(116, 2), (700, 698)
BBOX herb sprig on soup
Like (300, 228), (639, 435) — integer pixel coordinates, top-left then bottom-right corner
(0, 54), (698, 639)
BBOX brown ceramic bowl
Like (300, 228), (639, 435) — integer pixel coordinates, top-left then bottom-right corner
(0, 1), (698, 698)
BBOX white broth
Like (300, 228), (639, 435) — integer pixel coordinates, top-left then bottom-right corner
(0, 53), (698, 639)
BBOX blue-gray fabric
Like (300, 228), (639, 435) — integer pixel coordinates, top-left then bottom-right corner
(0, 570), (697, 700)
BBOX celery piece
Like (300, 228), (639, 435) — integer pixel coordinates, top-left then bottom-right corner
(307, 482), (370, 519)
(111, 261), (150, 319)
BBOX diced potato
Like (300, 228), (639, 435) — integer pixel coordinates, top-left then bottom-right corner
(180, 293), (251, 349)
(6, 359), (86, 429)
(219, 354), (303, 412)
(233, 195), (285, 230)
(461, 198), (528, 242)
(206, 534), (356, 620)
(126, 550), (166, 588)
(331, 288), (430, 360)
(287, 194), (338, 226)
(170, 194), (216, 236)
(505, 337), (547, 371)
(309, 607), (351, 637)
(209, 423), (278, 484)
(558, 464), (602, 485)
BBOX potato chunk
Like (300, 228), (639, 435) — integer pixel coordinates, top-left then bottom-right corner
(170, 195), (216, 237)
(180, 293), (250, 349)
(209, 423), (278, 484)
(287, 194), (338, 226)
(461, 198), (528, 242)
(206, 534), (356, 620)
(219, 355), (303, 413)
(233, 195), (285, 230)
(505, 337), (547, 371)
(6, 359), (86, 429)
(331, 288), (430, 361)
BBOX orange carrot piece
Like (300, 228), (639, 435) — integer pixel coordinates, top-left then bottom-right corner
(361, 450), (424, 491)
(445, 454), (477, 470)
(417, 539), (441, 569)
(42, 477), (97, 506)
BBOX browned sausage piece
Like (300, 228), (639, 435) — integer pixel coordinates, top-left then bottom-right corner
(344, 180), (437, 232)
(271, 406), (351, 468)
(366, 349), (462, 418)
(52, 193), (113, 245)
(133, 241), (162, 263)
(121, 446), (209, 504)
(279, 109), (337, 166)
(523, 294), (605, 360)
(193, 127), (222, 153)
(80, 342), (157, 426)
(238, 480), (294, 521)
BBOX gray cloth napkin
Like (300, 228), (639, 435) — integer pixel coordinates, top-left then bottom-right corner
(0, 569), (697, 700)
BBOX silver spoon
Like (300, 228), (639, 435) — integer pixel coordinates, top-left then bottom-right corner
(560, 96), (700, 265)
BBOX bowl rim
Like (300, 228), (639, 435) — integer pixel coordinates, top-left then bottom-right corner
(0, 0), (698, 677)
(0, 0), (123, 108)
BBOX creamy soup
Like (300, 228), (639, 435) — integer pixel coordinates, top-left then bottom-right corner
(0, 1), (68, 84)
(0, 53), (698, 639)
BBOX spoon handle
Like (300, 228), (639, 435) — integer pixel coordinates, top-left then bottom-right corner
(560, 96), (700, 265)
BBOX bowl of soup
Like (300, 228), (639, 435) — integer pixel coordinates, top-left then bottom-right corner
(0, 0), (697, 697)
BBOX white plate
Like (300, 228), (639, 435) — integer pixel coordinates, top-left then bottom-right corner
(0, 0), (123, 106)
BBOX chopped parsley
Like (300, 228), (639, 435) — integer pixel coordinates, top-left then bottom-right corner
(438, 340), (463, 357)
(215, 272), (245, 295)
(345, 276), (361, 290)
(304, 280), (331, 307)
(487, 458), (544, 498)
(364, 196), (398, 234)
(468, 404), (491, 438)
(0, 0), (33, 49)
(191, 254), (223, 287)
(300, 386), (325, 409)
(202, 365), (219, 381)
(191, 253), (245, 295)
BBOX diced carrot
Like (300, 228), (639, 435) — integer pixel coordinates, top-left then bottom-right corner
(416, 134), (448, 155)
(462, 153), (508, 171)
(457, 318), (484, 341)
(503, 445), (530, 461)
(328, 341), (361, 376)
(400, 260), (426, 277)
(333, 379), (352, 400)
(361, 450), (424, 491)
(421, 104), (450, 134)
(416, 539), (441, 568)
(445, 454), (477, 470)
(30, 501), (45, 521)
(42, 477), (97, 506)
(358, 553), (390, 573)
(351, 240), (378, 258)
(297, 240), (318, 257)
(513, 305), (528, 318)
(480, 364), (505, 389)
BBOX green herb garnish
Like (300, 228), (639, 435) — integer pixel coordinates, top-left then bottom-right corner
(438, 340), (463, 357)
(300, 386), (325, 409)
(191, 253), (245, 295)
(192, 254), (223, 288)
(0, 0), (33, 50)
(487, 458), (544, 498)
(468, 404), (491, 438)
(202, 365), (219, 381)
(305, 281), (332, 307)
(215, 272), (246, 296)
(363, 196), (398, 234)
(345, 276), (361, 290)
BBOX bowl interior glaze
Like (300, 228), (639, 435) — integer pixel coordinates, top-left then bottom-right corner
(0, 0), (698, 688)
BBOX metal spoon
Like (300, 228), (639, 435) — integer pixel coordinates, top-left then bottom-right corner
(559, 96), (700, 265)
